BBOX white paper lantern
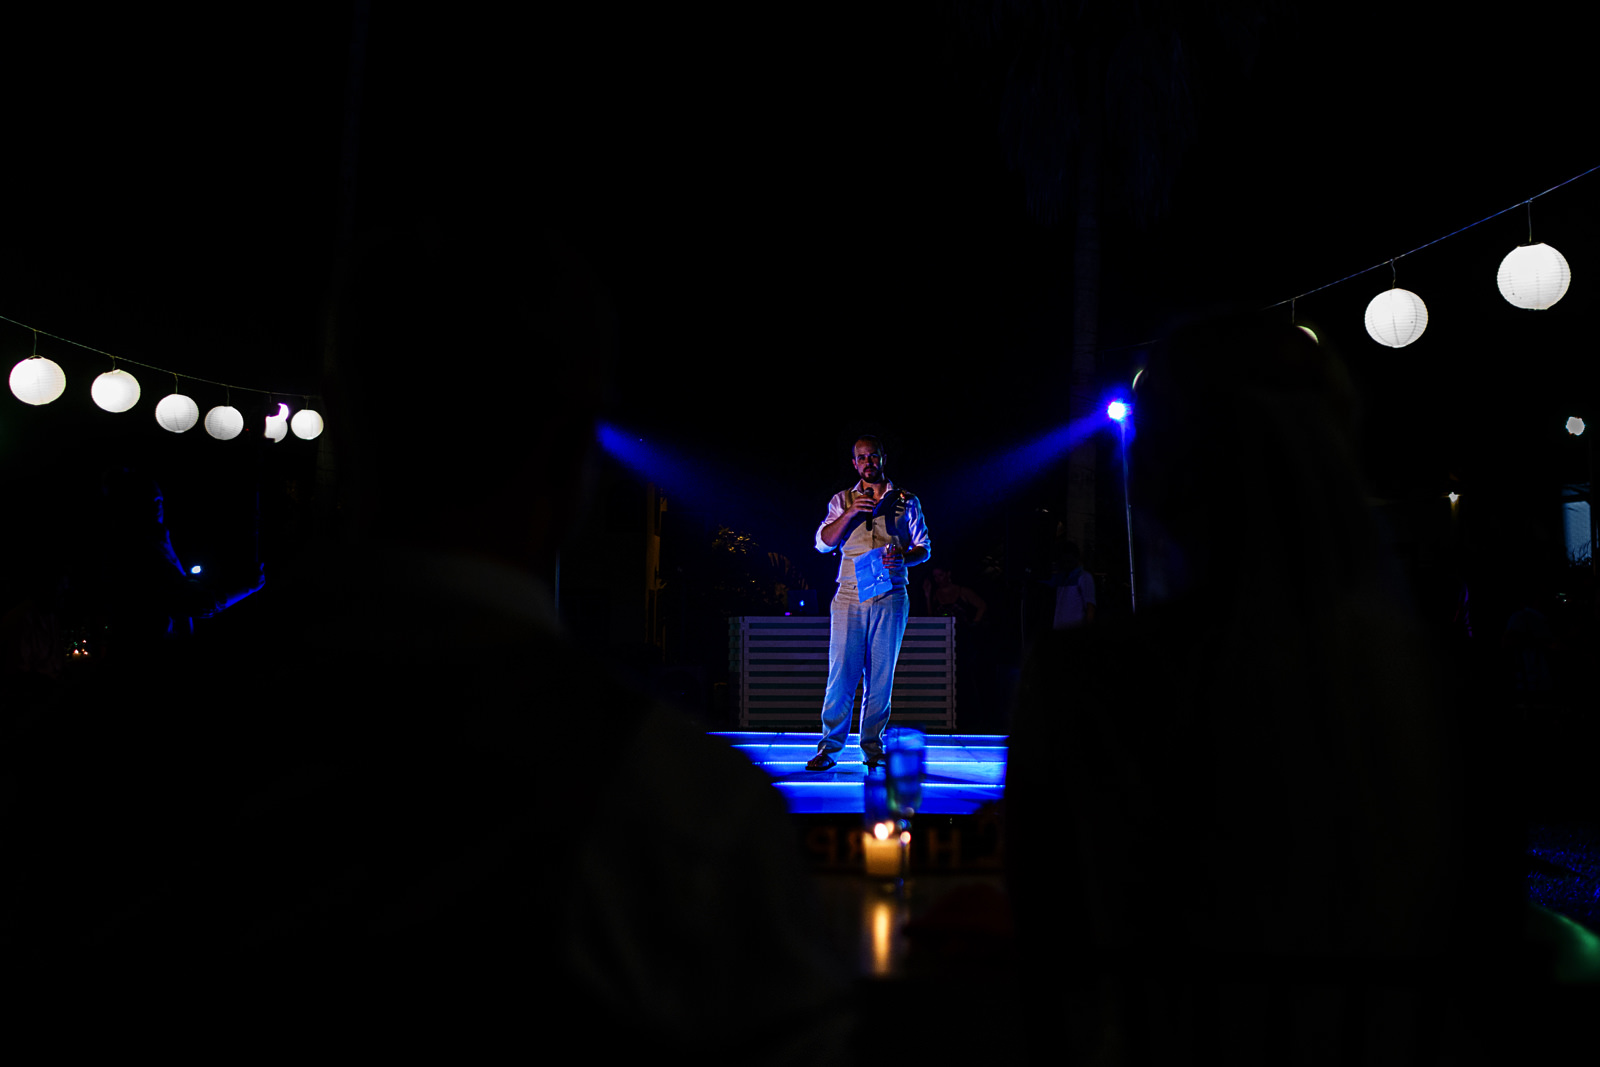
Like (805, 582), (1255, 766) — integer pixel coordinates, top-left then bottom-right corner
(1364, 288), (1429, 348)
(91, 368), (141, 412)
(290, 408), (324, 440)
(154, 393), (200, 433)
(1497, 242), (1570, 309)
(205, 405), (243, 440)
(264, 402), (289, 443)
(9, 357), (66, 405)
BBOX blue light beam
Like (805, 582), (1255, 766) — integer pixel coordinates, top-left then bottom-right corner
(597, 421), (768, 527)
(597, 422), (706, 499)
(929, 413), (1110, 513)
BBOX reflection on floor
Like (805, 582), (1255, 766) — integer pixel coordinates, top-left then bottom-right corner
(709, 731), (1007, 814)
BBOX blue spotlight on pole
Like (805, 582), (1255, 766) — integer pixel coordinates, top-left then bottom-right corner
(1107, 400), (1135, 613)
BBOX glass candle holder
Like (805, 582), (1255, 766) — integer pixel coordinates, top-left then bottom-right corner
(886, 727), (925, 818)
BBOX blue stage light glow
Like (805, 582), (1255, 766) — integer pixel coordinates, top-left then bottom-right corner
(596, 421), (715, 509)
(190, 565), (202, 574)
(930, 417), (1104, 512)
(1107, 400), (1129, 422)
(597, 421), (787, 539)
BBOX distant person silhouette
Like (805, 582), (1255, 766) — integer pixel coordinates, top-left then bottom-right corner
(1005, 315), (1489, 1064)
(1045, 538), (1095, 628)
(923, 564), (987, 625)
(1501, 584), (1555, 704)
(923, 562), (992, 728)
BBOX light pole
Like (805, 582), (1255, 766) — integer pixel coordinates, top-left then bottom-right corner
(1567, 416), (1595, 577)
(1108, 400), (1134, 613)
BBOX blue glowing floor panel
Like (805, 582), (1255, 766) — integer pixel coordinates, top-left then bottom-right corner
(710, 732), (1008, 815)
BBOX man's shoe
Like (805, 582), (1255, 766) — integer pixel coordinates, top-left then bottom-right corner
(806, 751), (836, 772)
(862, 748), (886, 770)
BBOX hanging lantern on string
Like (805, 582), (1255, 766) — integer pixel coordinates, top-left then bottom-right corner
(205, 405), (243, 440)
(264, 402), (289, 443)
(155, 393), (200, 433)
(1364, 288), (1429, 348)
(291, 407), (324, 440)
(9, 357), (66, 405)
(1497, 242), (1570, 309)
(91, 368), (141, 412)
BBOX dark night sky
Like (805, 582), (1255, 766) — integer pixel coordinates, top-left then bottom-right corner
(2, 3), (1596, 583)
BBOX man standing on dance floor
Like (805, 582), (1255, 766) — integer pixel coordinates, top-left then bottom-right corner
(807, 436), (932, 771)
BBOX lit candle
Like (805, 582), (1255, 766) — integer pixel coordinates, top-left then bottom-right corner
(862, 821), (904, 878)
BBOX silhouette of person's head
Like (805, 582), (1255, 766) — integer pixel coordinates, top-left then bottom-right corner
(1131, 314), (1370, 610)
(1010, 314), (1458, 987)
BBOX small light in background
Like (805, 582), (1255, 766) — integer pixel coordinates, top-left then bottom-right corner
(190, 565), (202, 574)
(1448, 492), (1459, 505)
(1106, 400), (1129, 422)
(1567, 416), (1586, 437)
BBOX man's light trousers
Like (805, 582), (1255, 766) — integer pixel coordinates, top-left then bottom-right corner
(818, 585), (909, 755)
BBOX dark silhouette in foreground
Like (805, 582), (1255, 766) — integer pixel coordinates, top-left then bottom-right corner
(1005, 316), (1555, 1064)
(8, 179), (849, 1067)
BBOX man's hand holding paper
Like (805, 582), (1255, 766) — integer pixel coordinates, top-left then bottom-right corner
(853, 545), (896, 600)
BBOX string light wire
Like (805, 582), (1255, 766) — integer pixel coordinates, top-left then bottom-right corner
(0, 310), (321, 402)
(1261, 161), (1600, 313)
(4, 163), (1598, 385)
(1089, 160), (1600, 361)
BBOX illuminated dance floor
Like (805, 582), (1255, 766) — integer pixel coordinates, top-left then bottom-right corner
(710, 732), (1007, 815)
